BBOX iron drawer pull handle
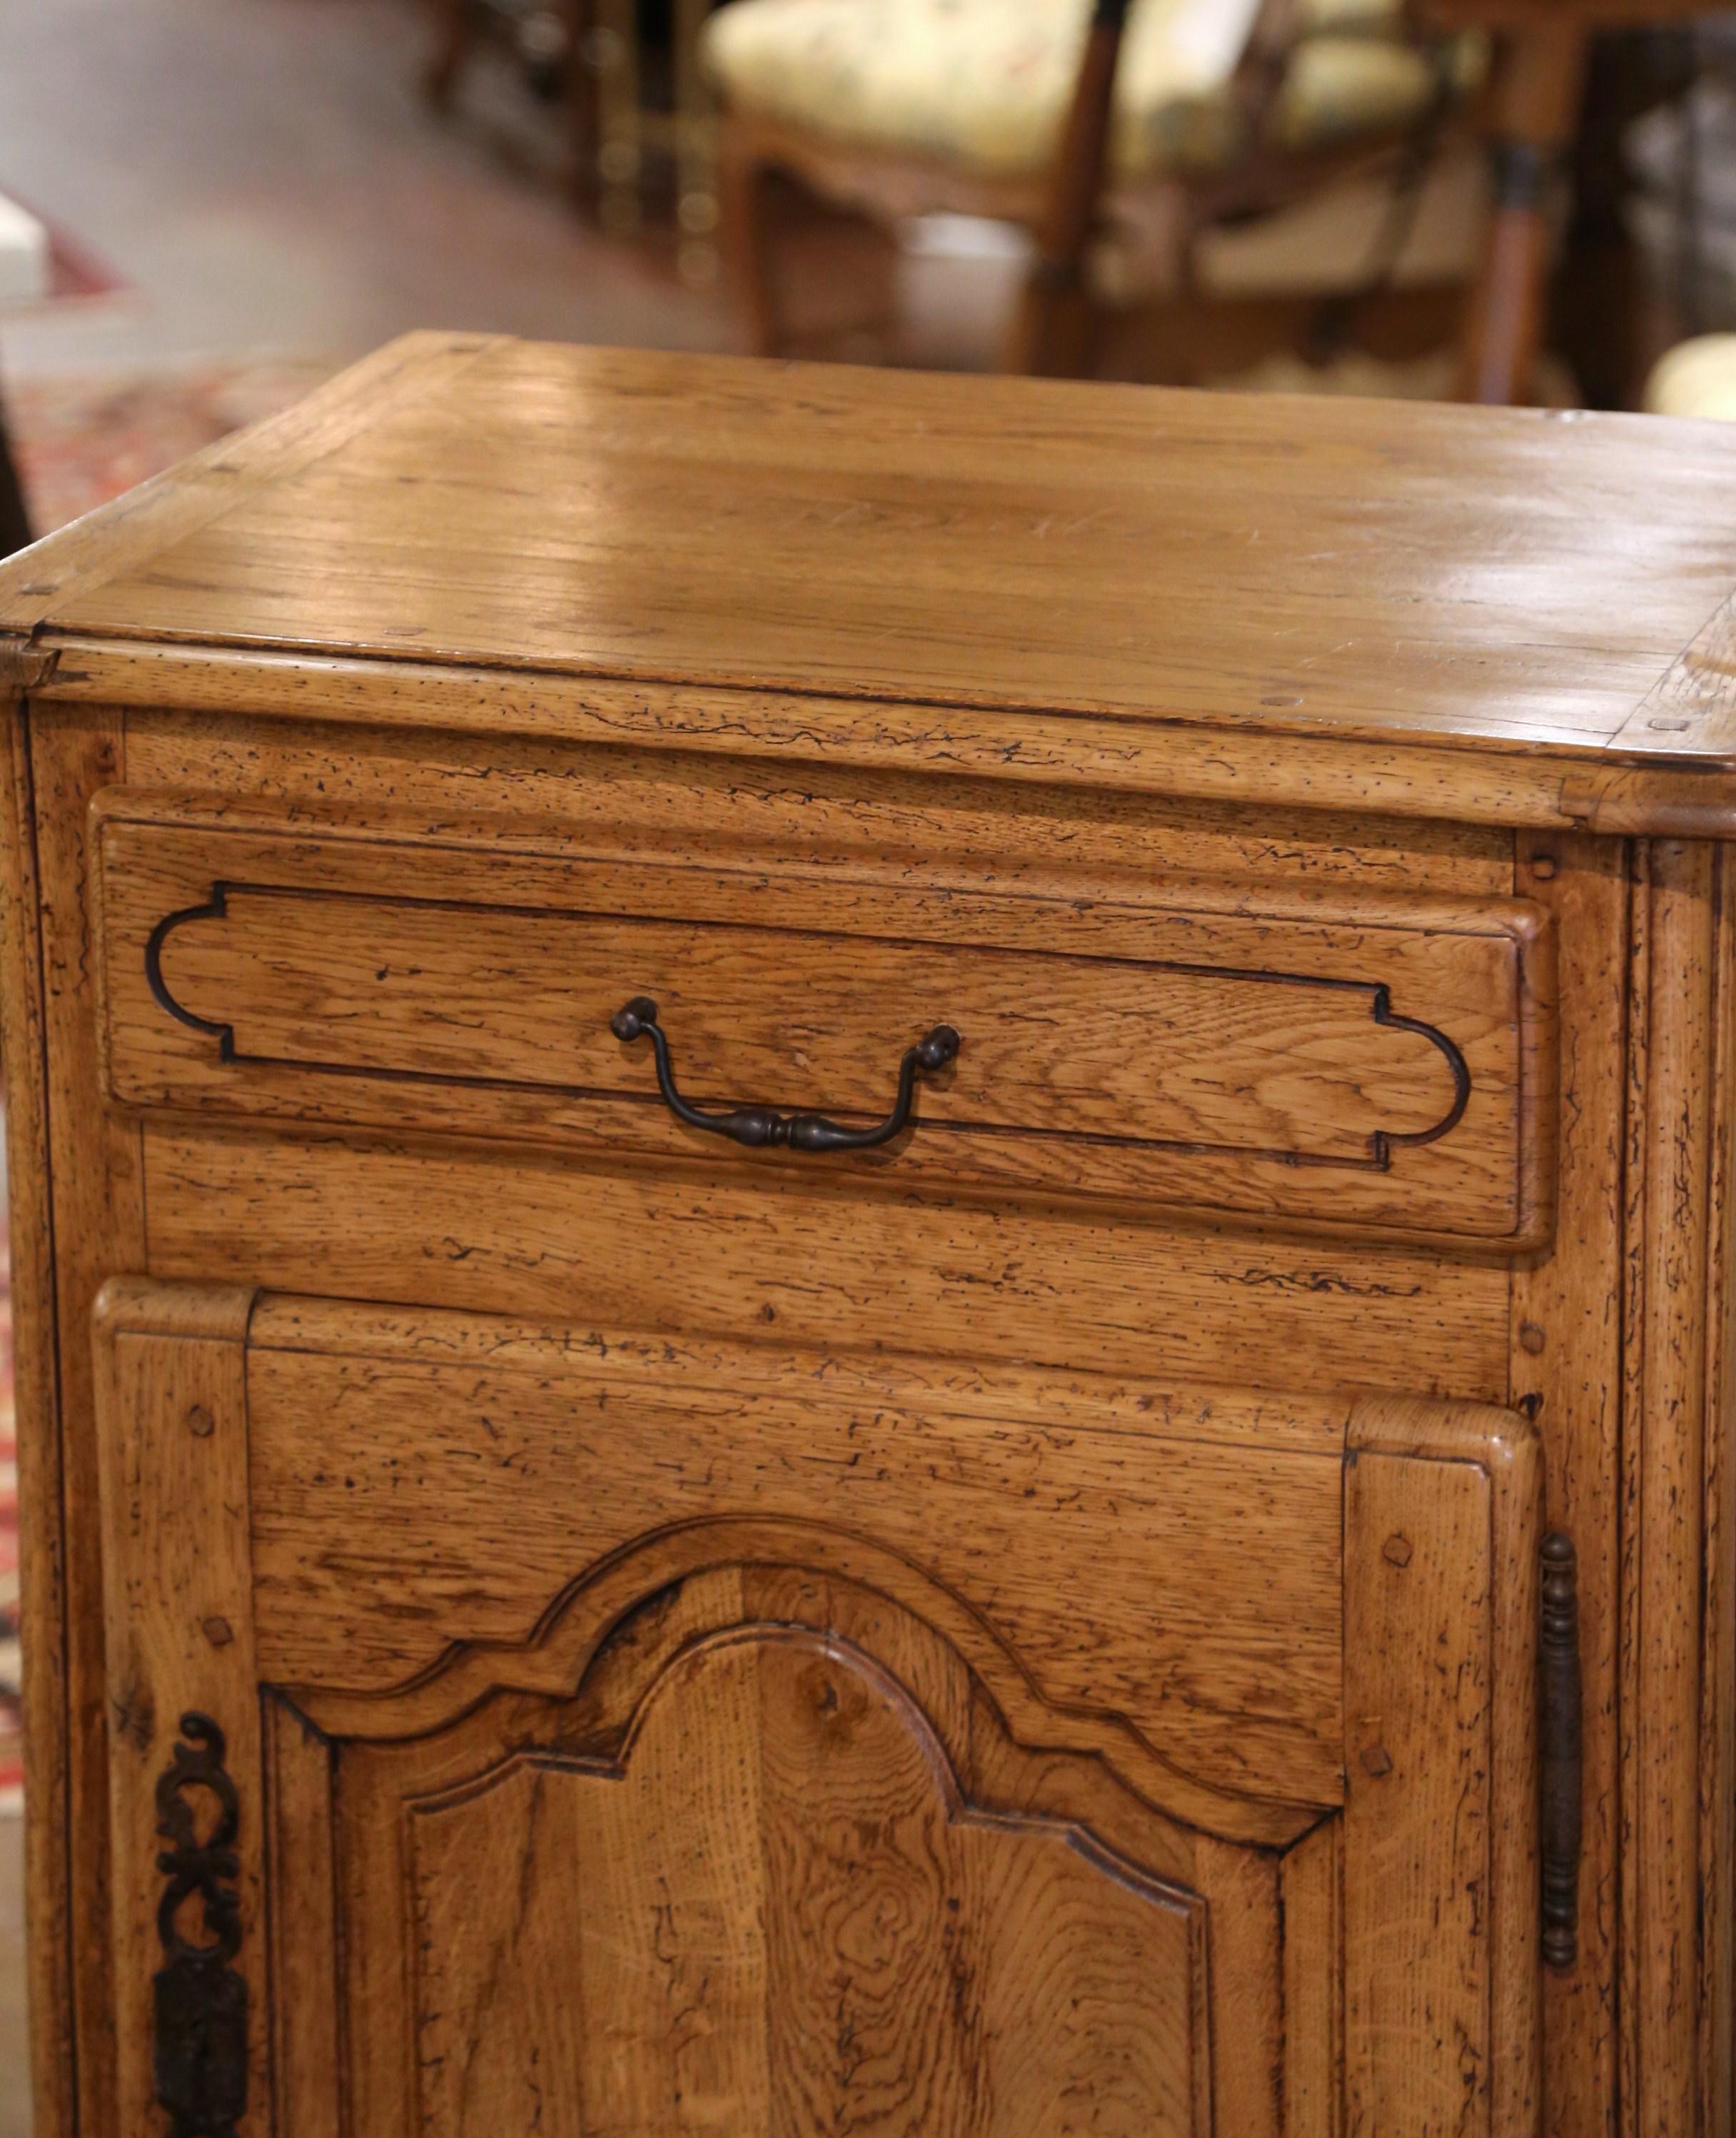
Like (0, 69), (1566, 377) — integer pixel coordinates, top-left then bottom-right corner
(610, 997), (961, 1152)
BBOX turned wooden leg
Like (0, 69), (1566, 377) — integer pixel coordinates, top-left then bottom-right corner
(1007, 261), (1104, 382)
(565, 0), (600, 205)
(1553, 30), (1692, 413)
(1458, 22), (1590, 405)
(1005, 0), (1130, 378)
(716, 124), (784, 357)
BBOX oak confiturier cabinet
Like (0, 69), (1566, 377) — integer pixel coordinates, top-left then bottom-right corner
(1, 337), (1731, 2138)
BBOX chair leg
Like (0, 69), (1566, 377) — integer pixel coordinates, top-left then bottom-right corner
(717, 126), (785, 357)
(567, 0), (601, 204)
(1457, 21), (1589, 405)
(1004, 0), (1131, 378)
(1553, 30), (1689, 412)
(1006, 263), (1103, 380)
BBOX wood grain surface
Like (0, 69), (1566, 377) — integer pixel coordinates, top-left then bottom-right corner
(26, 705), (146, 2135)
(90, 1279), (263, 2138)
(37, 637), (1736, 839)
(111, 700), (1523, 900)
(139, 1121), (1515, 1398)
(328, 1571), (1243, 2138)
(4, 340), (1736, 792)
(402, 1633), (1212, 2137)
(1345, 1396), (1543, 2137)
(6, 345), (1733, 2137)
(242, 1326), (1348, 1810)
(1623, 840), (1718, 2138)
(1510, 830), (1628, 2135)
(0, 700), (74, 2138)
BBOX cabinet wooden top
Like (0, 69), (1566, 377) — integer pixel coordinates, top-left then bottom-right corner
(6, 331), (1736, 815)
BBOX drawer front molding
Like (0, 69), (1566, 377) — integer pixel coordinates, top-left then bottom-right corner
(144, 877), (1475, 1169)
(98, 809), (1556, 1244)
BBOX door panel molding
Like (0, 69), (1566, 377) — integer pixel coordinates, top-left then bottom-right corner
(286, 1516), (1319, 1850)
(91, 1281), (1546, 2138)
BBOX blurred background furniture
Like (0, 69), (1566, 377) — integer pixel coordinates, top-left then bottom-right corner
(427, 0), (727, 281)
(587, 0), (725, 270)
(425, 0), (601, 193)
(1646, 325), (1736, 409)
(705, 0), (1727, 401)
(412, 0), (1736, 404)
(1432, 0), (1712, 403)
(706, 0), (1489, 377)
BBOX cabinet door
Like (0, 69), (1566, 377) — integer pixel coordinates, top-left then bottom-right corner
(94, 1281), (1545, 2138)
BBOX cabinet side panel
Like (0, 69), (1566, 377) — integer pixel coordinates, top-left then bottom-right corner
(1702, 844), (1736, 2138)
(1623, 840), (1715, 2138)
(0, 701), (71, 2138)
(30, 704), (147, 2134)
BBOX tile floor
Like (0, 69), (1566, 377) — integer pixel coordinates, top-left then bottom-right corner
(1, 1817), (25, 2138)
(0, 0), (744, 381)
(0, 0), (1012, 388)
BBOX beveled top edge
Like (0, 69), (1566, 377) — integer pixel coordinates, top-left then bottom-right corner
(4, 333), (1736, 787)
(22, 634), (1736, 841)
(0, 331), (508, 636)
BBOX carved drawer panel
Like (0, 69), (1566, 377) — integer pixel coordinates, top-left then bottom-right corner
(94, 805), (1555, 1243)
(94, 1283), (1545, 2138)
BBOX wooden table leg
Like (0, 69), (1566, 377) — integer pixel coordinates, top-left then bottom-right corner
(715, 123), (790, 356)
(1553, 30), (1694, 411)
(1458, 20), (1590, 403)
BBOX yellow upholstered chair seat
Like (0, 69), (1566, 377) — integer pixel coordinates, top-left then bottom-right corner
(1645, 336), (1736, 424)
(703, 0), (1481, 183)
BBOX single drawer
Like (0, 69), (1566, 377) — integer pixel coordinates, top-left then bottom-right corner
(94, 804), (1555, 1244)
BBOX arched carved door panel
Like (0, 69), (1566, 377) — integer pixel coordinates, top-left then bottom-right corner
(268, 1558), (1318, 2137)
(324, 1603), (1222, 2137)
(95, 1283), (1544, 2138)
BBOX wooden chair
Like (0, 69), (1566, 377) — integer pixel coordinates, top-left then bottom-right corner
(1423, 0), (1704, 403)
(707, 0), (1487, 377)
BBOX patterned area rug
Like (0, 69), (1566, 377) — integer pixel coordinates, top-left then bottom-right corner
(7, 357), (335, 536)
(0, 1196), (13, 1817)
(0, 356), (338, 1811)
